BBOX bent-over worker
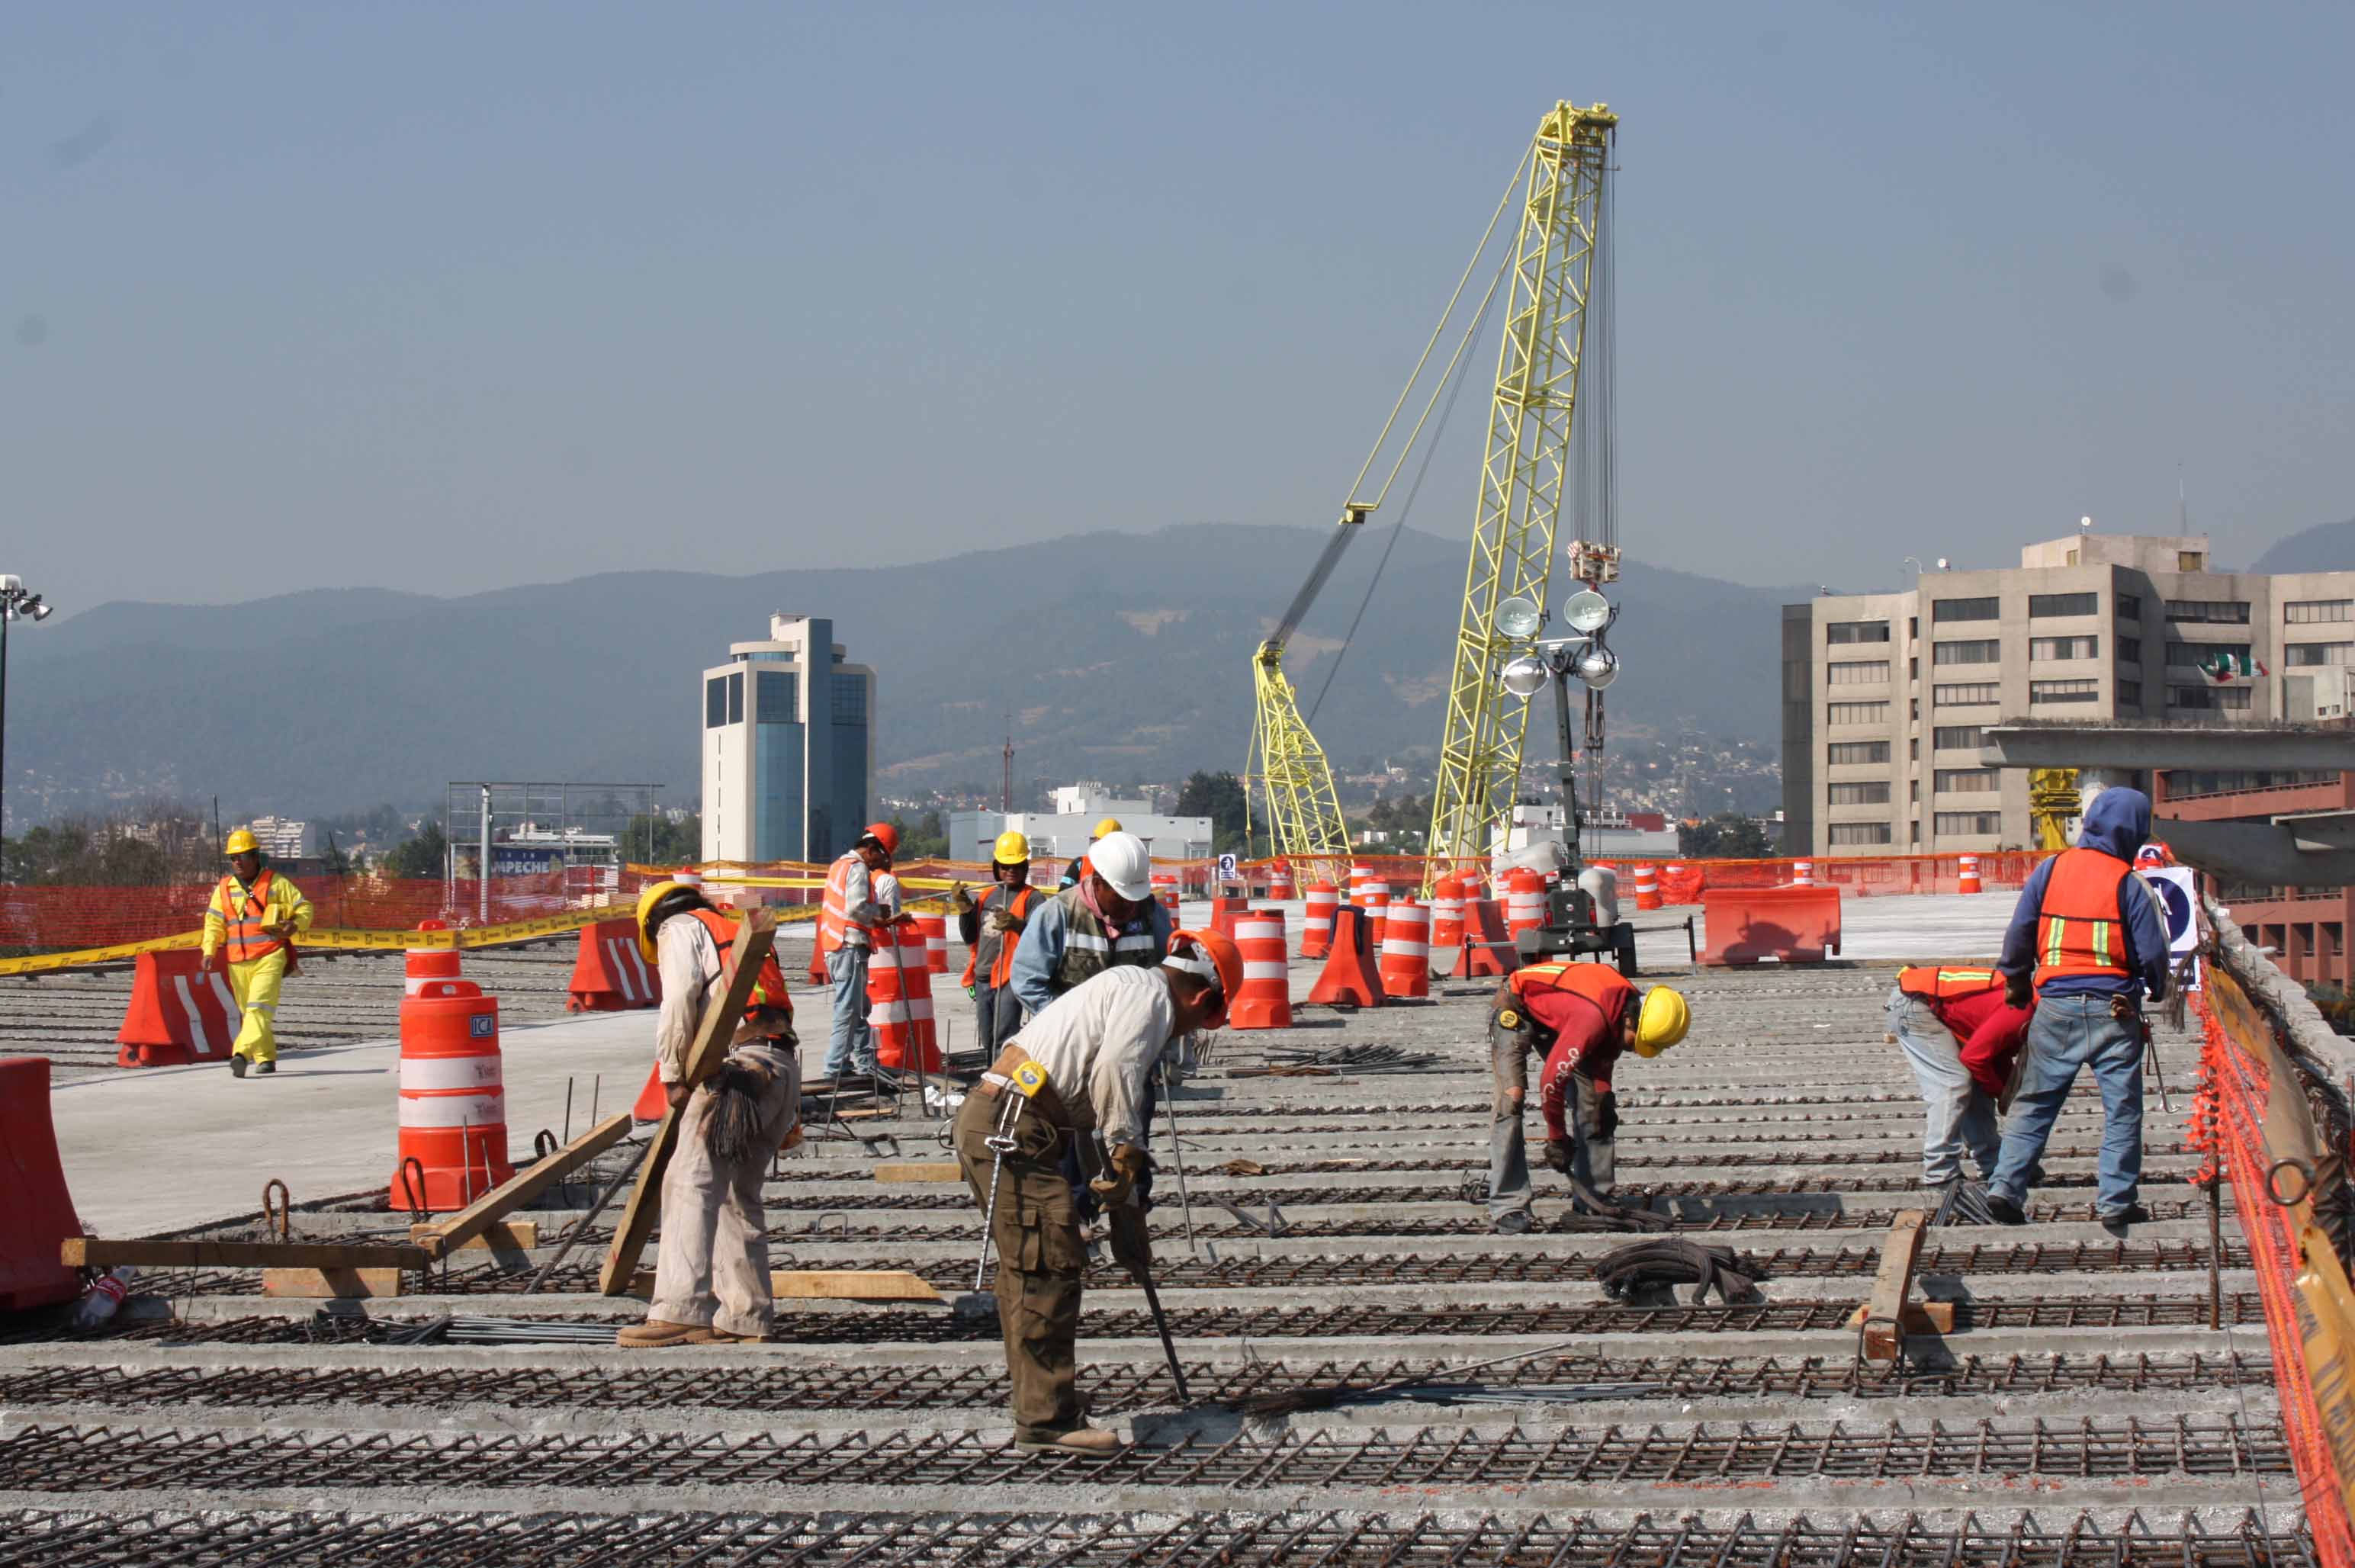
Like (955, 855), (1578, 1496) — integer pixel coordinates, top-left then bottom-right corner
(1989, 786), (2170, 1235)
(954, 830), (1043, 1056)
(818, 821), (917, 1087)
(1486, 960), (1688, 1235)
(1887, 966), (2032, 1194)
(202, 828), (313, 1078)
(1010, 831), (1171, 1020)
(619, 881), (802, 1348)
(955, 927), (1242, 1454)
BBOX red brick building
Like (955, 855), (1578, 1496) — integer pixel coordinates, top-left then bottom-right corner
(2155, 769), (2354, 994)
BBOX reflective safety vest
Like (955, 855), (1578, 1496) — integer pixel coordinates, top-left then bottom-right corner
(1505, 961), (1636, 1036)
(1897, 966), (2003, 1002)
(962, 882), (1039, 990)
(214, 870), (290, 964)
(1049, 886), (1161, 997)
(684, 908), (792, 1020)
(818, 854), (874, 957)
(2032, 847), (2136, 992)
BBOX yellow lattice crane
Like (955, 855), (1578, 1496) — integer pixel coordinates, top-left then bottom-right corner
(1245, 514), (1363, 882)
(1425, 102), (1620, 878)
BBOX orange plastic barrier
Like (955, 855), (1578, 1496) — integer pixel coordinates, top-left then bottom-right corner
(1659, 863), (1701, 905)
(566, 918), (662, 1012)
(1460, 898), (1515, 978)
(1505, 869), (1547, 943)
(1307, 905), (1384, 1010)
(1208, 897), (1248, 942)
(390, 979), (512, 1212)
(1364, 889), (1390, 949)
(1228, 908), (1292, 1030)
(1300, 882), (1338, 960)
(917, 914), (949, 975)
(114, 949), (240, 1068)
(1700, 886), (1843, 966)
(1632, 865), (1662, 911)
(869, 924), (940, 1072)
(1266, 866), (1294, 900)
(1379, 898), (1431, 999)
(1428, 878), (1467, 975)
(0, 1057), (85, 1312)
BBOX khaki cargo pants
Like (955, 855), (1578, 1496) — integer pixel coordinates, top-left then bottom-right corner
(954, 1088), (1086, 1441)
(647, 1042), (801, 1339)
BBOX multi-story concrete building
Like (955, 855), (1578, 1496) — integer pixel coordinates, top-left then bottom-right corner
(1783, 532), (2355, 856)
(950, 783), (1213, 871)
(700, 615), (875, 865)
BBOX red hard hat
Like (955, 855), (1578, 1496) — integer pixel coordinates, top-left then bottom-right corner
(1165, 927), (1244, 1030)
(860, 821), (900, 858)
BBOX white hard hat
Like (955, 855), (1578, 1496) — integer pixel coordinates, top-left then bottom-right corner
(1088, 831), (1153, 903)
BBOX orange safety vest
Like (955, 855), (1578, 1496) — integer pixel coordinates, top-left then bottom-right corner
(818, 854), (875, 957)
(1507, 960), (1635, 1032)
(685, 908), (792, 1020)
(1897, 966), (2003, 1002)
(216, 870), (288, 964)
(961, 883), (1039, 990)
(2032, 847), (2136, 992)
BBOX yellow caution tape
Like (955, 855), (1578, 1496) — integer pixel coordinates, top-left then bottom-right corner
(0, 904), (645, 978)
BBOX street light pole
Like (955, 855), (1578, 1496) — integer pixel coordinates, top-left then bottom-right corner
(0, 577), (57, 866)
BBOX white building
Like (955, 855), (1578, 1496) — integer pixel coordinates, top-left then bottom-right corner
(701, 615), (876, 865)
(950, 782), (1213, 869)
(239, 815), (321, 860)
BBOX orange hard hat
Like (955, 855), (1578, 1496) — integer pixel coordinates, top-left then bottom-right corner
(859, 821), (900, 858)
(1164, 927), (1244, 1030)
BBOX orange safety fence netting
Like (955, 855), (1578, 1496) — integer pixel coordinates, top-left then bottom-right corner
(0, 873), (615, 954)
(2189, 969), (2355, 1565)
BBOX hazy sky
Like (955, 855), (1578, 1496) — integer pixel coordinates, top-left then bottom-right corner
(7, 2), (2350, 618)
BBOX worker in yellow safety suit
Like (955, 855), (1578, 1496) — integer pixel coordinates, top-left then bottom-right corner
(202, 828), (313, 1078)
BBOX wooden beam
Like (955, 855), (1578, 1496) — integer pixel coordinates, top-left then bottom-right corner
(1859, 1209), (1929, 1362)
(63, 1237), (430, 1271)
(599, 910), (777, 1295)
(413, 1113), (631, 1259)
(262, 1267), (403, 1300)
(410, 1220), (538, 1252)
(625, 1268), (942, 1303)
(873, 1162), (961, 1184)
(1845, 1300), (1955, 1334)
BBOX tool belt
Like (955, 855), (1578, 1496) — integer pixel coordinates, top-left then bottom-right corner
(972, 1043), (1080, 1132)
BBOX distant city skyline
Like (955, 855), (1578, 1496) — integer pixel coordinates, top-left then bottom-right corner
(7, 2), (2350, 618)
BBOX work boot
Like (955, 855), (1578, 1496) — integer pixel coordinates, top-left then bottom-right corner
(2099, 1203), (2151, 1239)
(254, 1062), (277, 1076)
(1016, 1425), (1125, 1457)
(1492, 1210), (1534, 1235)
(616, 1319), (719, 1348)
(1985, 1194), (2027, 1226)
(703, 1326), (767, 1345)
(229, 1054), (248, 1079)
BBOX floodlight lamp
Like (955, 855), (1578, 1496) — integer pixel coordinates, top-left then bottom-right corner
(1493, 596), (1544, 639)
(1573, 645), (1620, 690)
(26, 598), (50, 622)
(1500, 654), (1550, 699)
(1561, 589), (1611, 635)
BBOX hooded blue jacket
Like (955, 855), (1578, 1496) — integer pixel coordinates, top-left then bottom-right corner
(1997, 786), (2170, 1002)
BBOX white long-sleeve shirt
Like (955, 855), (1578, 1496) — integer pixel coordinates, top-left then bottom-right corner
(654, 917), (727, 1085)
(1008, 965), (1175, 1149)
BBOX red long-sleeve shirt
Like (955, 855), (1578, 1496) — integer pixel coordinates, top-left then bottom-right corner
(1928, 988), (2034, 1099)
(1522, 985), (1623, 1141)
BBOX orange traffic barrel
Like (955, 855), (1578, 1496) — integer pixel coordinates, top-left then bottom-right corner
(1364, 888), (1390, 949)
(1300, 882), (1338, 960)
(1505, 869), (1547, 942)
(1228, 908), (1292, 1030)
(1379, 897), (1431, 998)
(917, 913), (949, 974)
(404, 920), (460, 997)
(1958, 854), (1983, 895)
(391, 978), (512, 1213)
(1791, 859), (1814, 888)
(1266, 864), (1294, 901)
(1633, 864), (1662, 911)
(1152, 870), (1179, 920)
(1428, 877), (1466, 975)
(869, 923), (940, 1072)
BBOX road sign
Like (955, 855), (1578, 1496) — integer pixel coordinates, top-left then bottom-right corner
(1216, 853), (1240, 884)
(2140, 867), (2199, 957)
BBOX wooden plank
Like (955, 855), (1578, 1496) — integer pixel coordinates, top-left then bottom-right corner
(63, 1237), (430, 1272)
(262, 1267), (404, 1300)
(626, 1268), (942, 1303)
(413, 1113), (631, 1259)
(599, 911), (777, 1295)
(410, 1220), (538, 1252)
(1859, 1209), (1929, 1361)
(873, 1162), (961, 1184)
(1846, 1300), (1955, 1334)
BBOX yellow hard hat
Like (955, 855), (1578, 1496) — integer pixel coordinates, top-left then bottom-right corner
(992, 829), (1031, 865)
(223, 828), (260, 856)
(634, 879), (690, 964)
(1092, 817), (1123, 838)
(1631, 985), (1690, 1057)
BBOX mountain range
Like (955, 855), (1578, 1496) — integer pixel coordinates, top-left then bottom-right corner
(9, 523), (1810, 826)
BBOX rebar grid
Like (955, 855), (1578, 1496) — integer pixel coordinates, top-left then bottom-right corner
(0, 1351), (2276, 1418)
(0, 1415), (2292, 1493)
(0, 1507), (2313, 1568)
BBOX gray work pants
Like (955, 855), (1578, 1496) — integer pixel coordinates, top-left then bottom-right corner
(974, 982), (1021, 1057)
(1888, 988), (2000, 1186)
(647, 1043), (802, 1338)
(1488, 1025), (1614, 1221)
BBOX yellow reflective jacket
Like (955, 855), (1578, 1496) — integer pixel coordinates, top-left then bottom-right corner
(202, 870), (313, 962)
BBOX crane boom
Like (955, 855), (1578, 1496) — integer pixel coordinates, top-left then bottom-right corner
(1425, 102), (1618, 878)
(1246, 508), (1365, 879)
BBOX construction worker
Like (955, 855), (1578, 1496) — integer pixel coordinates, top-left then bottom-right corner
(1010, 830), (1171, 1020)
(619, 882), (801, 1348)
(953, 830), (1043, 1055)
(1887, 966), (2032, 1197)
(955, 928), (1242, 1454)
(1059, 816), (1125, 888)
(818, 822), (917, 1088)
(1989, 786), (2170, 1235)
(201, 828), (313, 1078)
(1486, 960), (1688, 1234)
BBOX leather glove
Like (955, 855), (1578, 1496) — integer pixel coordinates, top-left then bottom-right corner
(1594, 1089), (1619, 1141)
(984, 908), (1018, 935)
(1088, 1142), (1151, 1210)
(2003, 972), (2032, 1010)
(1107, 1203), (1154, 1278)
(1543, 1137), (1574, 1174)
(949, 882), (974, 914)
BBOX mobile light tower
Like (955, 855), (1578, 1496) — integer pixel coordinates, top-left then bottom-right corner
(1493, 581), (1637, 973)
(0, 575), (57, 854)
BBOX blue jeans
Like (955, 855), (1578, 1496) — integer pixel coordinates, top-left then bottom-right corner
(1888, 990), (1999, 1185)
(824, 946), (872, 1078)
(1990, 992), (2144, 1217)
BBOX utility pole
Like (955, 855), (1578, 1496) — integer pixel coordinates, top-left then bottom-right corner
(1002, 713), (1014, 813)
(0, 577), (57, 864)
